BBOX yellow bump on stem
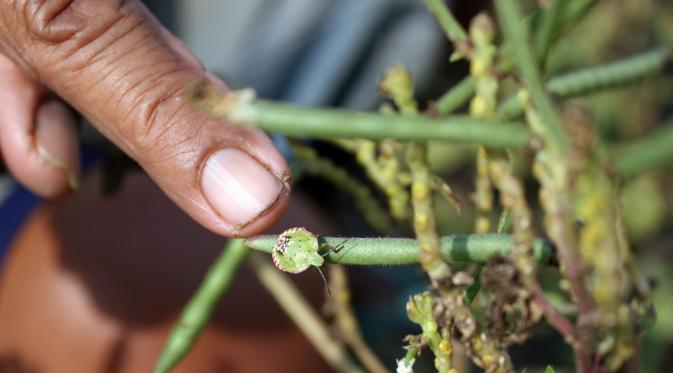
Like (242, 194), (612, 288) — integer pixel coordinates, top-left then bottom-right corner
(412, 181), (430, 200)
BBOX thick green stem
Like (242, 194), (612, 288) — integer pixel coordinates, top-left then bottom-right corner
(188, 83), (529, 149)
(613, 119), (673, 178)
(435, 76), (476, 115)
(498, 0), (598, 72)
(499, 49), (670, 119)
(187, 72), (673, 180)
(425, 0), (467, 43)
(496, 0), (569, 151)
(558, 0), (597, 34)
(464, 211), (511, 304)
(154, 239), (249, 373)
(246, 101), (529, 148)
(534, 0), (566, 67)
(548, 48), (668, 96)
(244, 234), (554, 266)
(425, 0), (470, 61)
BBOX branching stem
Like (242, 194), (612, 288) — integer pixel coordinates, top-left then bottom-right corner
(496, 0), (569, 151)
(498, 49), (669, 120)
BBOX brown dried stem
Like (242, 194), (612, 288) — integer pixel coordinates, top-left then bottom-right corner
(328, 265), (390, 373)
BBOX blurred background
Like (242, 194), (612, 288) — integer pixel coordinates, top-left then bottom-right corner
(1, 0), (672, 372)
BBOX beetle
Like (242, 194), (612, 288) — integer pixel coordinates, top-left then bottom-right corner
(272, 227), (344, 294)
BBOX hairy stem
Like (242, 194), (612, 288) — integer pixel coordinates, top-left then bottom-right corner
(154, 239), (249, 373)
(464, 210), (511, 304)
(244, 234), (554, 266)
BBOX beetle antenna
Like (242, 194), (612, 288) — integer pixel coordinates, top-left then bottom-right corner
(321, 238), (350, 256)
(315, 266), (331, 296)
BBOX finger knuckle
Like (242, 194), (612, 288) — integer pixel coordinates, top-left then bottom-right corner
(16, 0), (124, 44)
(124, 71), (202, 165)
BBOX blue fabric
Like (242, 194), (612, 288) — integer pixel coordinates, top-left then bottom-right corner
(0, 147), (103, 264)
(0, 184), (40, 262)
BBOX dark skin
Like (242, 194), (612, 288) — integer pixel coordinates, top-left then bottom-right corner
(0, 0), (290, 237)
(0, 2), (316, 371)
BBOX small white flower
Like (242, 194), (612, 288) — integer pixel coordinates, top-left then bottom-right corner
(396, 358), (415, 373)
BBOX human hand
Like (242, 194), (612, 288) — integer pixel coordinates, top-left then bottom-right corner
(0, 0), (291, 236)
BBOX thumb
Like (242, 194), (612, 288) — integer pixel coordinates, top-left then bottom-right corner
(0, 0), (291, 236)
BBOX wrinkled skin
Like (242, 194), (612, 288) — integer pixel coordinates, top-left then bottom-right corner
(0, 0), (290, 236)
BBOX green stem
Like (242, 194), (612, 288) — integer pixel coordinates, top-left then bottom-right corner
(613, 118), (673, 178)
(496, 0), (568, 151)
(248, 254), (363, 373)
(464, 210), (512, 304)
(433, 0), (597, 116)
(244, 100), (529, 149)
(154, 239), (249, 373)
(498, 0), (597, 71)
(499, 49), (669, 119)
(558, 0), (598, 35)
(435, 76), (476, 115)
(425, 0), (468, 44)
(548, 48), (668, 95)
(425, 0), (469, 55)
(188, 84), (529, 149)
(534, 0), (566, 67)
(403, 346), (418, 367)
(244, 234), (554, 266)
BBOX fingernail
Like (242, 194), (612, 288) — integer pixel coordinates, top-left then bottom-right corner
(201, 148), (282, 227)
(36, 100), (80, 190)
(36, 143), (79, 190)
